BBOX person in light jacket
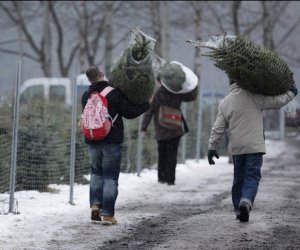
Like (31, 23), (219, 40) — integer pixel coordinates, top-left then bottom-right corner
(207, 79), (298, 222)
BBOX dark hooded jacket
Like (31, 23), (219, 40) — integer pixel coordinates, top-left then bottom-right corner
(81, 80), (150, 144)
(141, 85), (198, 141)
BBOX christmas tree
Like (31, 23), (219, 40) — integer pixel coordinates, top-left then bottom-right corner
(187, 35), (294, 96)
(109, 28), (156, 104)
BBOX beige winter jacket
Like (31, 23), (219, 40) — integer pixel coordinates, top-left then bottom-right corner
(208, 84), (295, 155)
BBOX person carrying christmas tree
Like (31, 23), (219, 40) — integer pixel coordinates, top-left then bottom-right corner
(141, 61), (198, 185)
(207, 78), (298, 222)
(82, 65), (150, 225)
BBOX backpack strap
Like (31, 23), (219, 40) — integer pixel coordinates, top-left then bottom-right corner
(111, 113), (118, 124)
(100, 86), (119, 124)
(100, 86), (114, 97)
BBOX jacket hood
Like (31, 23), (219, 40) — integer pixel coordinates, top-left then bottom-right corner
(88, 80), (108, 94)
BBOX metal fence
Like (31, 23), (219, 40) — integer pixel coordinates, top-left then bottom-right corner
(0, 62), (227, 214)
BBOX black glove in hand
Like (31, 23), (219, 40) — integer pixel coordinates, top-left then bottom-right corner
(208, 150), (219, 165)
(289, 84), (298, 96)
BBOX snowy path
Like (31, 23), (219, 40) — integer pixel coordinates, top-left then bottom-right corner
(99, 138), (300, 250)
(1, 137), (299, 250)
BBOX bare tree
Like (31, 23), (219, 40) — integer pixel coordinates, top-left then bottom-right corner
(43, 1), (52, 76)
(79, 1), (87, 73)
(261, 1), (275, 49)
(232, 1), (242, 35)
(205, 1), (230, 35)
(0, 1), (126, 77)
(161, 1), (171, 60)
(104, 1), (123, 75)
(259, 1), (299, 131)
(72, 1), (123, 74)
(49, 2), (79, 77)
(191, 1), (202, 126)
(0, 1), (80, 77)
(149, 1), (163, 57)
(192, 1), (202, 76)
(0, 1), (53, 76)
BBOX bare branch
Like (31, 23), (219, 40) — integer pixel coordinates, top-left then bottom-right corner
(232, 1), (242, 35)
(275, 15), (300, 48)
(50, 1), (79, 76)
(14, 3), (41, 56)
(206, 1), (227, 34)
(242, 16), (264, 36)
(66, 44), (79, 71)
(0, 39), (21, 45)
(0, 2), (18, 24)
(0, 48), (39, 61)
(112, 31), (129, 48)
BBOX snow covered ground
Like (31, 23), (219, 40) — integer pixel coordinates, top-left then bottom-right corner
(0, 139), (296, 250)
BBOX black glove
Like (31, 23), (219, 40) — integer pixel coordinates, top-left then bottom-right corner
(208, 150), (219, 165)
(290, 84), (298, 96)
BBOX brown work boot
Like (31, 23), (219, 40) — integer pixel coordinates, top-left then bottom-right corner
(91, 204), (101, 221)
(102, 216), (117, 225)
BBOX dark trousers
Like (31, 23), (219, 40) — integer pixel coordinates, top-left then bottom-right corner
(157, 137), (181, 184)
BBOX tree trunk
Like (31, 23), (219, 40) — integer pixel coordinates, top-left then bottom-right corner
(105, 2), (113, 77)
(161, 1), (170, 61)
(232, 1), (241, 36)
(16, 2), (23, 63)
(79, 1), (86, 73)
(43, 1), (52, 76)
(262, 1), (274, 50)
(193, 2), (201, 77)
(151, 2), (162, 57)
(261, 1), (277, 131)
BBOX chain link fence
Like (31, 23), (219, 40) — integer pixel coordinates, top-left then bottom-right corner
(0, 66), (227, 214)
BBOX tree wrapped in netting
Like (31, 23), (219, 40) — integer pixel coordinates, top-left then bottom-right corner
(109, 28), (156, 104)
(187, 35), (295, 96)
(158, 61), (198, 94)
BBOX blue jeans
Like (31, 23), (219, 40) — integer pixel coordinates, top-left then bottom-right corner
(232, 153), (263, 213)
(88, 143), (121, 216)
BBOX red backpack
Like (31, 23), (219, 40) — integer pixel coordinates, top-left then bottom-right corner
(81, 86), (118, 140)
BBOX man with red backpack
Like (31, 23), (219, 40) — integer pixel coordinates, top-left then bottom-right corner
(81, 65), (150, 225)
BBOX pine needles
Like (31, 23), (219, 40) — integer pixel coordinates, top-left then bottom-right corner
(132, 34), (151, 61)
(187, 35), (294, 96)
(109, 28), (156, 104)
(159, 62), (186, 92)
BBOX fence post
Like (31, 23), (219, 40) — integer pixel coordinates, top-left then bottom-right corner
(181, 103), (187, 163)
(69, 78), (77, 205)
(279, 108), (285, 140)
(210, 91), (216, 128)
(136, 115), (143, 176)
(9, 61), (22, 213)
(195, 84), (203, 162)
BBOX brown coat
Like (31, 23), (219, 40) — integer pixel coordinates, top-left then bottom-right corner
(142, 85), (198, 141)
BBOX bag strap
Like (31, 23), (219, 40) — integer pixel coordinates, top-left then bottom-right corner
(100, 86), (119, 124)
(100, 86), (114, 97)
(112, 113), (118, 124)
